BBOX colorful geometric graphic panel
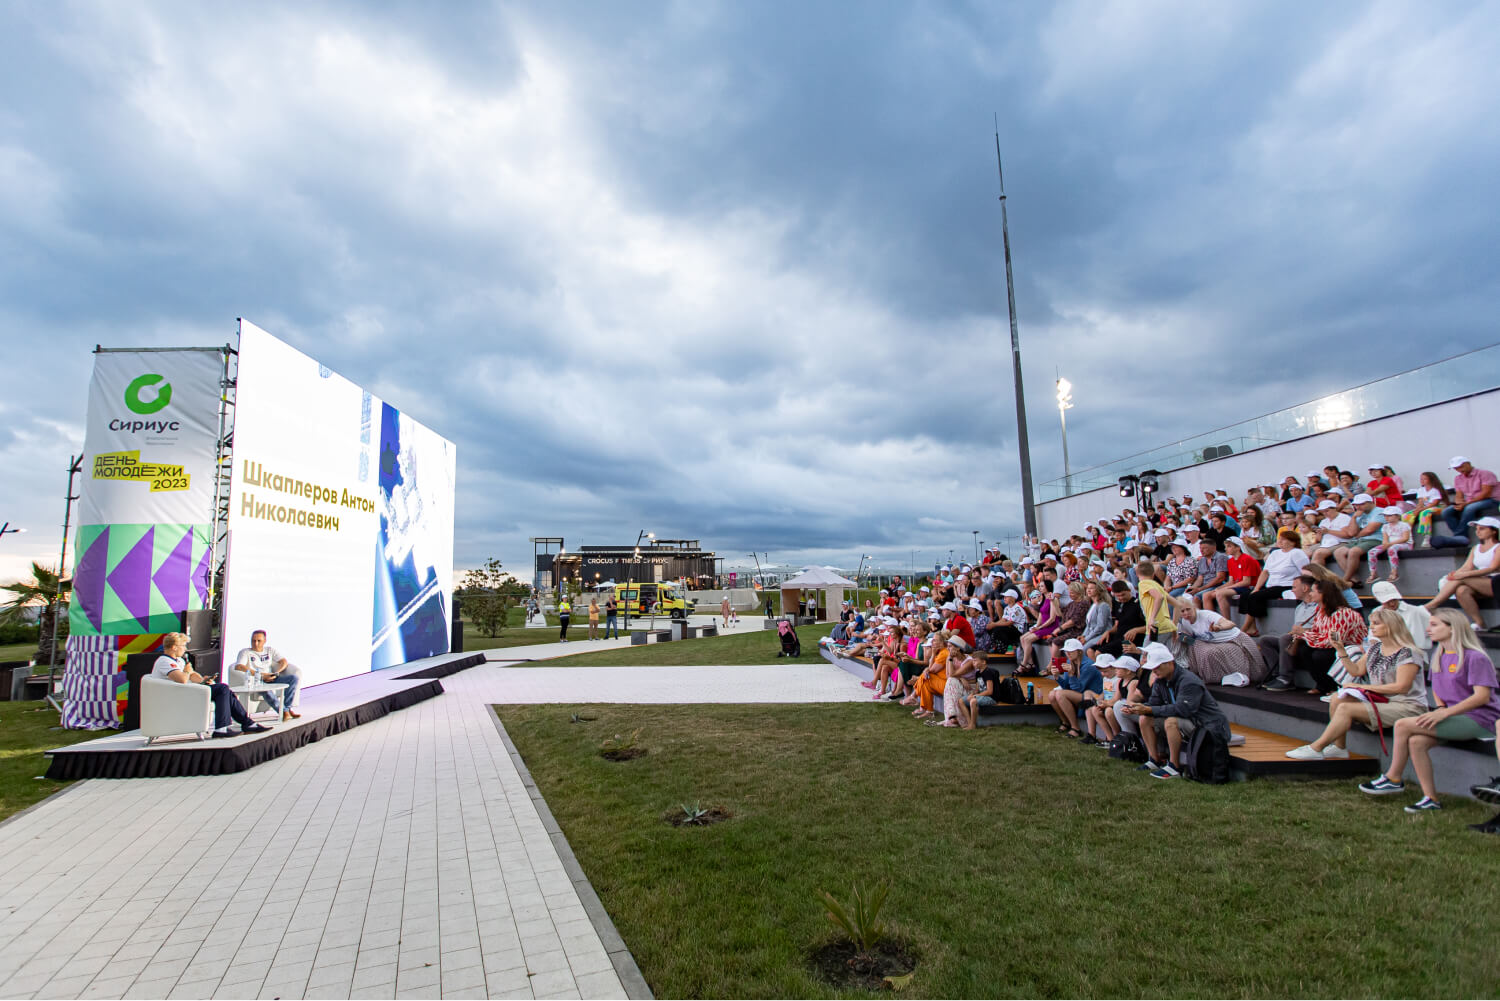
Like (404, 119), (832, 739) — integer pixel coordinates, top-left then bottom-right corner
(68, 523), (210, 636)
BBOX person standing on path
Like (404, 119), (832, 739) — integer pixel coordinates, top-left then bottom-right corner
(558, 596), (571, 642)
(605, 594), (619, 639)
(721, 595), (731, 629)
(588, 598), (600, 640)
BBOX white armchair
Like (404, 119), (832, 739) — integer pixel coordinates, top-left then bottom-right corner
(140, 676), (214, 743)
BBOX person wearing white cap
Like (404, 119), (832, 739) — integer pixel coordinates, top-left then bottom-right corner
(1422, 516), (1500, 631)
(1044, 638), (1102, 738)
(1095, 655), (1148, 744)
(1365, 463), (1403, 508)
(1433, 456), (1500, 549)
(1311, 499), (1355, 567)
(1364, 507), (1414, 584)
(1120, 642), (1232, 779)
(1330, 493), (1383, 581)
(1370, 580), (1431, 653)
(1283, 480), (1313, 515)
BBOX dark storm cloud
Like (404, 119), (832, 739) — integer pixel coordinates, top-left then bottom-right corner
(1, 0), (1497, 583)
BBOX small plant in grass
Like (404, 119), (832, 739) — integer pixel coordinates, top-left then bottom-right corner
(818, 881), (889, 953)
(599, 728), (646, 761)
(811, 881), (917, 991)
(665, 802), (731, 826)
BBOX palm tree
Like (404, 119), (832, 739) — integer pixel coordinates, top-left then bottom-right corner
(1, 562), (69, 664)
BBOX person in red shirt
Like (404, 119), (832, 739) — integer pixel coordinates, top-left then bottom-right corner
(1210, 537), (1261, 623)
(1365, 463), (1403, 507)
(944, 602), (976, 650)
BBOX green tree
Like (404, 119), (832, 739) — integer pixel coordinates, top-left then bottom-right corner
(1, 562), (70, 664)
(459, 558), (516, 638)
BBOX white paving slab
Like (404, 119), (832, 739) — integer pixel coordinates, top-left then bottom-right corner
(0, 660), (864, 1000)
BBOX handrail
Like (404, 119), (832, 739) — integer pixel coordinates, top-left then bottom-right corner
(1038, 341), (1500, 502)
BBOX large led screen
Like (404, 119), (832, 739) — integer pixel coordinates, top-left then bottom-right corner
(222, 320), (457, 688)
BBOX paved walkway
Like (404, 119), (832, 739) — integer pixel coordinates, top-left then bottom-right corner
(0, 659), (865, 1000)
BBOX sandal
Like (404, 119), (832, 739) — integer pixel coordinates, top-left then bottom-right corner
(1066, 728), (1082, 739)
(1386, 571), (1400, 582)
(1054, 724), (1071, 735)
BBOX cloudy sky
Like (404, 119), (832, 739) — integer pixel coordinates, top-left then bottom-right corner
(2, 0), (1498, 585)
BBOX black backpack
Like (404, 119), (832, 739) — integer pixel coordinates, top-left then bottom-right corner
(996, 676), (1026, 704)
(1108, 732), (1148, 763)
(1184, 727), (1232, 784)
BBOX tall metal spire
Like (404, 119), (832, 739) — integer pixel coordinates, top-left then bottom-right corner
(994, 115), (1037, 537)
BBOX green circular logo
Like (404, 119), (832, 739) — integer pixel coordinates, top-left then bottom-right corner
(125, 373), (172, 414)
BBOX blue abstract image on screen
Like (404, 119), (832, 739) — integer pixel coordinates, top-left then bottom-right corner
(371, 401), (453, 669)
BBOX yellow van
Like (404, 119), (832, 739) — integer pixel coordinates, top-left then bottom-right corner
(616, 583), (695, 620)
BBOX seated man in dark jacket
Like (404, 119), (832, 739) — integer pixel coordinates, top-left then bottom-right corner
(1120, 642), (1232, 780)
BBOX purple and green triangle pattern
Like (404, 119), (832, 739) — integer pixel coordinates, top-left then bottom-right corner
(68, 523), (211, 636)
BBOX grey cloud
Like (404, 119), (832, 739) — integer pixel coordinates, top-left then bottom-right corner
(1, 0), (1497, 585)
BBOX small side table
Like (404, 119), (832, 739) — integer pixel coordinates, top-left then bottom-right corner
(230, 683), (288, 723)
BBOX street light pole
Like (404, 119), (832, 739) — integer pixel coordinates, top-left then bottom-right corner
(1056, 374), (1074, 494)
(972, 530), (980, 564)
(994, 116), (1037, 536)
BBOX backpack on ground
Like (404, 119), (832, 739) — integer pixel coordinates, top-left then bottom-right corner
(1184, 726), (1232, 784)
(996, 676), (1026, 704)
(1108, 732), (1148, 763)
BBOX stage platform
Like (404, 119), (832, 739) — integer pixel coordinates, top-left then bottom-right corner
(44, 651), (486, 780)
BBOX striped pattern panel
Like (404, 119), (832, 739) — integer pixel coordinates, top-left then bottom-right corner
(62, 636), (123, 730)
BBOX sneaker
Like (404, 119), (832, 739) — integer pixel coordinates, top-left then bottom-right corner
(1359, 775), (1405, 795)
(1285, 744), (1324, 760)
(1262, 679), (1294, 692)
(1136, 760), (1160, 772)
(1404, 796), (1443, 813)
(1321, 745), (1350, 759)
(1470, 776), (1500, 804)
(1466, 812), (1500, 834)
(1149, 764), (1181, 780)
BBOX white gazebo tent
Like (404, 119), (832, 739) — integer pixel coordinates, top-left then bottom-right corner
(779, 566), (857, 622)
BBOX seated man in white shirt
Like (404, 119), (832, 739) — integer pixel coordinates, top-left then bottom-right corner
(153, 631), (269, 738)
(234, 630), (302, 719)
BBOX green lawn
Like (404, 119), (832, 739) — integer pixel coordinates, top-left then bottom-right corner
(537, 622), (836, 666)
(496, 703), (1500, 999)
(461, 605), (566, 652)
(0, 642), (36, 664)
(0, 701), (99, 822)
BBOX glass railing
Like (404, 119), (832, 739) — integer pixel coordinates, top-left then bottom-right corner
(1037, 342), (1500, 502)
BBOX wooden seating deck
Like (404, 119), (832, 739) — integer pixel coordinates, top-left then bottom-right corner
(1226, 723), (1378, 778)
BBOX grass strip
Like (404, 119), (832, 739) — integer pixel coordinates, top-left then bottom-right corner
(0, 701), (98, 823)
(532, 623), (836, 666)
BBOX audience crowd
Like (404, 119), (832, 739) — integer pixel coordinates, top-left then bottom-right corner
(825, 455), (1500, 833)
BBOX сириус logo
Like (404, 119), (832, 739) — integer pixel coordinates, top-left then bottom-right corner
(124, 373), (173, 415)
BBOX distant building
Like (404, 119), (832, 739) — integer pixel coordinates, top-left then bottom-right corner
(537, 540), (721, 590)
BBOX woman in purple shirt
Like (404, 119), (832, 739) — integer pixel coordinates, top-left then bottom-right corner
(1359, 609), (1500, 812)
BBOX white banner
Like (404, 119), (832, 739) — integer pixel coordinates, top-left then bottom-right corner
(68, 348), (222, 638)
(78, 349), (222, 528)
